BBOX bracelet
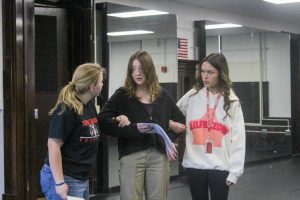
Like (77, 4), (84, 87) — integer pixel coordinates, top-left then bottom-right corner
(55, 181), (65, 187)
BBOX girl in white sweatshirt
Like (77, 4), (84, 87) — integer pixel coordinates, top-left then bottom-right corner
(176, 53), (245, 200)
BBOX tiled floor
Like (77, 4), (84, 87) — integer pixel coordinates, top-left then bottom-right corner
(94, 156), (300, 200)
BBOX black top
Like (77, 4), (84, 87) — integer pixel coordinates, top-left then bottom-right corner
(142, 102), (154, 115)
(45, 101), (100, 180)
(98, 87), (185, 159)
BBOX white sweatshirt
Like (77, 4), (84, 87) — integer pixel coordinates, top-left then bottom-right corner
(177, 88), (246, 184)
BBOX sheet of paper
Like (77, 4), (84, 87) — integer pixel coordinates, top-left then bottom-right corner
(147, 123), (178, 161)
(67, 196), (84, 200)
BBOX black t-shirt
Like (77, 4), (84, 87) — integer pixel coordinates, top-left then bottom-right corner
(45, 101), (100, 180)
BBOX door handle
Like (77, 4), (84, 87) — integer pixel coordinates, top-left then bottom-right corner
(34, 109), (38, 119)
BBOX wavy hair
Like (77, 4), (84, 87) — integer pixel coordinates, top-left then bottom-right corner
(194, 53), (235, 118)
(49, 63), (104, 115)
(124, 50), (161, 101)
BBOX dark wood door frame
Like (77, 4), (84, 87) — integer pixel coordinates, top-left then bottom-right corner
(95, 2), (109, 193)
(3, 0), (35, 200)
(24, 0), (37, 199)
(2, 0), (94, 199)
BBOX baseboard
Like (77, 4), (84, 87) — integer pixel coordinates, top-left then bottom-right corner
(2, 194), (17, 200)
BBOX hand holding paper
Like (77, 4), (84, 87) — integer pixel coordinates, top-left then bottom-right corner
(137, 123), (177, 161)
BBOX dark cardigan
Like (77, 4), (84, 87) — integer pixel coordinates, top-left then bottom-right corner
(98, 87), (185, 159)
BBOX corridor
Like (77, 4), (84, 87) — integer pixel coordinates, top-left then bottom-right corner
(94, 156), (300, 200)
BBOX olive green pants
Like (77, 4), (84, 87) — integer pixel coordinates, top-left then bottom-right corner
(119, 148), (170, 200)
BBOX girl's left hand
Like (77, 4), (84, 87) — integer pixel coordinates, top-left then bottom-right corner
(169, 120), (186, 134)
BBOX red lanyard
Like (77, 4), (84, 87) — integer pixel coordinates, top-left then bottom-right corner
(206, 88), (221, 130)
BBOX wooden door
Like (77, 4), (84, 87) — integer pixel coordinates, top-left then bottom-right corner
(34, 7), (69, 198)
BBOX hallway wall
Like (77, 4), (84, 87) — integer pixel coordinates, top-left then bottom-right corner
(95, 0), (300, 61)
(209, 32), (291, 118)
(96, 0), (292, 119)
(109, 38), (177, 97)
(264, 32), (291, 117)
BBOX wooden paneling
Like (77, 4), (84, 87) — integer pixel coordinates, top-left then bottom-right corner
(24, 0), (36, 199)
(194, 21), (206, 61)
(290, 34), (300, 155)
(232, 82), (260, 123)
(95, 2), (110, 193)
(67, 0), (93, 71)
(2, 0), (30, 199)
(177, 59), (199, 175)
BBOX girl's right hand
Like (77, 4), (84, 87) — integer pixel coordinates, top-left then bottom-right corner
(55, 182), (68, 200)
(115, 115), (131, 127)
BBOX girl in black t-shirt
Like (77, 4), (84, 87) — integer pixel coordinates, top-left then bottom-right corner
(40, 63), (104, 200)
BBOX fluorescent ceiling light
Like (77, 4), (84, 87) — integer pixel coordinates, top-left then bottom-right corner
(205, 23), (242, 29)
(107, 30), (154, 36)
(108, 10), (169, 18)
(263, 0), (300, 4)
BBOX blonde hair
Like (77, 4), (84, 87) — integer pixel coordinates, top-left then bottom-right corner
(124, 50), (161, 101)
(49, 63), (104, 115)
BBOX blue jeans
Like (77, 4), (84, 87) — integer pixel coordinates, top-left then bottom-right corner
(40, 164), (89, 200)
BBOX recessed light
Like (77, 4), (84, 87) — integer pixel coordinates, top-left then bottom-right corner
(108, 10), (169, 18)
(263, 0), (300, 4)
(205, 23), (242, 29)
(107, 30), (154, 36)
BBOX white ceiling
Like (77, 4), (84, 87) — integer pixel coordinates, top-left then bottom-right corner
(106, 3), (177, 42)
(173, 0), (300, 31)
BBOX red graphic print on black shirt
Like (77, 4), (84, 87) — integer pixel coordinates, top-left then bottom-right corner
(80, 117), (100, 142)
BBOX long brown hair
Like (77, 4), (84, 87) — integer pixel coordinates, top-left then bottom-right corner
(194, 53), (234, 117)
(124, 50), (161, 101)
(49, 63), (104, 115)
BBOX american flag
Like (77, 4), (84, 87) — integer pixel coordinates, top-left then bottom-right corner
(177, 38), (188, 59)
